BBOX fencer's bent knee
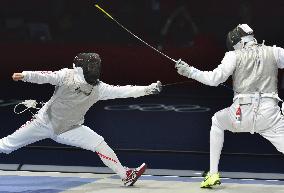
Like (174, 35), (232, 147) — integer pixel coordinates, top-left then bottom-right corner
(211, 114), (219, 127)
(211, 115), (224, 134)
(94, 140), (107, 151)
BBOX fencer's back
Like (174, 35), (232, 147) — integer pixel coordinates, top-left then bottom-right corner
(232, 45), (278, 94)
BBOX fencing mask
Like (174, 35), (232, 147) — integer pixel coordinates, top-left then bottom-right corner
(73, 53), (101, 85)
(226, 24), (255, 51)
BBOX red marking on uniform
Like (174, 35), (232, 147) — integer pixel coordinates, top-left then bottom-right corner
(96, 152), (118, 163)
(236, 106), (241, 116)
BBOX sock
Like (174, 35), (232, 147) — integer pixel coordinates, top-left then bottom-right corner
(95, 141), (127, 179)
(209, 125), (224, 174)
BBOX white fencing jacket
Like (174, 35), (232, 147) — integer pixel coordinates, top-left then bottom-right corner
(22, 67), (155, 134)
(186, 45), (284, 95)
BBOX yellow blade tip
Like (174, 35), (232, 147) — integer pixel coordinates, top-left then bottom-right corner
(94, 4), (114, 19)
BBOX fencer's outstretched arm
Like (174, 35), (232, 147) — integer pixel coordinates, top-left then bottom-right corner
(175, 52), (237, 86)
(98, 81), (162, 100)
(15, 69), (67, 85)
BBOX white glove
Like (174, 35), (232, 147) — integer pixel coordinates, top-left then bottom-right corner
(22, 100), (38, 108)
(145, 81), (162, 95)
(175, 59), (191, 78)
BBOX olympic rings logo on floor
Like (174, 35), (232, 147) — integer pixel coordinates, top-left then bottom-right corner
(104, 104), (210, 113)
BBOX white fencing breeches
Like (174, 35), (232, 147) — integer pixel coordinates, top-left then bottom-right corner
(209, 98), (284, 174)
(0, 118), (52, 154)
(0, 118), (127, 179)
(0, 118), (104, 153)
(54, 128), (127, 179)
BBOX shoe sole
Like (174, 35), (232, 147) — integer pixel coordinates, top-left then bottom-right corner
(129, 163), (147, 186)
(200, 180), (221, 188)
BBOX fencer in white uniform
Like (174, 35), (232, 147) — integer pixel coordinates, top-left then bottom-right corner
(1, 53), (162, 186)
(175, 24), (284, 188)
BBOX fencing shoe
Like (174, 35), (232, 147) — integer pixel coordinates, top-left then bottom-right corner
(122, 163), (147, 186)
(200, 172), (221, 188)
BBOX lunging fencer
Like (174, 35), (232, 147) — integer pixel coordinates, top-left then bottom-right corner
(1, 53), (162, 186)
(175, 24), (284, 188)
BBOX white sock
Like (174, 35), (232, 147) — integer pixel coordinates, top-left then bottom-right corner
(209, 125), (224, 174)
(95, 141), (127, 179)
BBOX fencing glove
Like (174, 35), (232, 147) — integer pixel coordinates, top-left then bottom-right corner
(145, 81), (162, 95)
(175, 59), (191, 78)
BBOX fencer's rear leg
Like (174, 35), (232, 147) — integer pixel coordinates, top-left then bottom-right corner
(0, 119), (51, 154)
